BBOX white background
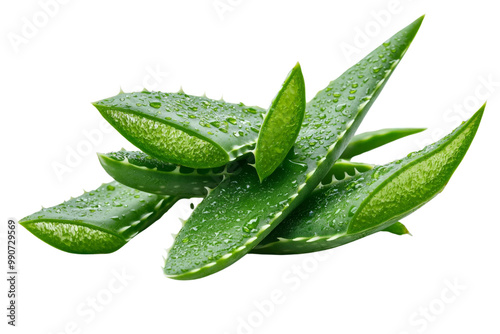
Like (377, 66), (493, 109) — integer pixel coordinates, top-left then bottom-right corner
(2, 1), (499, 333)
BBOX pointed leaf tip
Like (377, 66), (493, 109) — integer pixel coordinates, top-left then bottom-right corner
(390, 15), (425, 49)
(412, 15), (425, 30)
(478, 102), (487, 114)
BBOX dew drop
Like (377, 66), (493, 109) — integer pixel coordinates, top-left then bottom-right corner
(227, 117), (237, 125)
(348, 206), (358, 217)
(335, 104), (346, 112)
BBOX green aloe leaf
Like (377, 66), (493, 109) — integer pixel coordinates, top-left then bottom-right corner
(255, 63), (306, 181)
(253, 106), (483, 254)
(99, 151), (371, 197)
(93, 91), (265, 168)
(164, 17), (424, 280)
(98, 127), (408, 196)
(20, 182), (178, 254)
(340, 127), (425, 159)
(97, 150), (239, 197)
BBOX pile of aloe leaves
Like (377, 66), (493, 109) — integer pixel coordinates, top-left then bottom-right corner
(20, 17), (485, 280)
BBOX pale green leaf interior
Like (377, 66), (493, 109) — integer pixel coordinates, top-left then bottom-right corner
(104, 110), (228, 167)
(24, 222), (125, 254)
(354, 124), (473, 232)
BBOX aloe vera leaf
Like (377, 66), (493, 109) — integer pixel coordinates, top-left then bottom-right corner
(255, 63), (306, 181)
(382, 222), (410, 235)
(98, 151), (370, 197)
(20, 182), (178, 254)
(92, 92), (265, 168)
(164, 17), (424, 280)
(98, 129), (414, 197)
(253, 106), (483, 254)
(97, 150), (240, 197)
(340, 127), (426, 159)
(99, 127), (411, 196)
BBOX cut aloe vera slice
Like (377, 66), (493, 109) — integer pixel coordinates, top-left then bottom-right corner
(255, 63), (306, 181)
(98, 150), (240, 197)
(253, 106), (483, 254)
(20, 182), (178, 254)
(340, 127), (425, 159)
(93, 91), (265, 168)
(164, 17), (424, 280)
